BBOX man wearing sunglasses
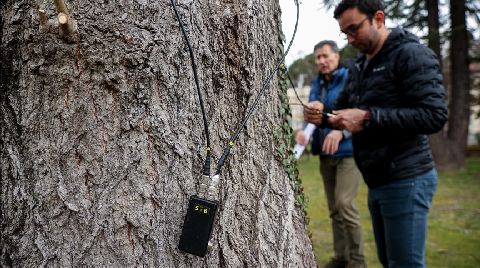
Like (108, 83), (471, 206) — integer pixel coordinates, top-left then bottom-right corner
(303, 0), (448, 267)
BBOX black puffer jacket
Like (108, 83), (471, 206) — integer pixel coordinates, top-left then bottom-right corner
(335, 28), (448, 188)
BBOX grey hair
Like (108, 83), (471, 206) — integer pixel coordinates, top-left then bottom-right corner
(313, 40), (339, 53)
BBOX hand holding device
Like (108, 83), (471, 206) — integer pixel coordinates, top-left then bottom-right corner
(303, 101), (325, 125)
(329, 109), (369, 133)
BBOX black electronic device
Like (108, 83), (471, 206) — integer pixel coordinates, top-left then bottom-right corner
(178, 196), (219, 257)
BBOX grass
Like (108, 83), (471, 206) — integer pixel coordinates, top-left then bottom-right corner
(297, 155), (480, 268)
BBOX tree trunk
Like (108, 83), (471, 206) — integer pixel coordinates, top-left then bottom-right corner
(426, 0), (441, 60)
(430, 0), (470, 169)
(0, 1), (316, 267)
(448, 0), (470, 165)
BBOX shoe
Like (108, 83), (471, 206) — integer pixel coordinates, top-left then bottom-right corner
(324, 258), (348, 268)
(346, 260), (367, 268)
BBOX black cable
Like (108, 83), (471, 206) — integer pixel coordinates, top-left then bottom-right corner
(171, 0), (212, 176)
(287, 71), (335, 127)
(215, 0), (300, 175)
(286, 71), (321, 114)
(287, 71), (308, 108)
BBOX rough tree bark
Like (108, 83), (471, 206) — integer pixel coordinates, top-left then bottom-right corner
(1, 0), (316, 267)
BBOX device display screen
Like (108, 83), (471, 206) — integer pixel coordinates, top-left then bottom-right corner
(193, 203), (210, 215)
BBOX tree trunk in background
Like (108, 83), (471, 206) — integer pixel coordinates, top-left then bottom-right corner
(425, 0), (447, 167)
(430, 0), (470, 169)
(448, 0), (470, 165)
(1, 0), (315, 267)
(426, 0), (441, 60)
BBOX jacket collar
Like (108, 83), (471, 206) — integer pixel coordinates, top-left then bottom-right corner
(315, 67), (347, 87)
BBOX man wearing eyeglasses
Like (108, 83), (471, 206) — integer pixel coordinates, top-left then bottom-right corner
(303, 0), (448, 267)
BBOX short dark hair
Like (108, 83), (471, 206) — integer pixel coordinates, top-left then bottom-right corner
(314, 40), (339, 53)
(333, 0), (384, 19)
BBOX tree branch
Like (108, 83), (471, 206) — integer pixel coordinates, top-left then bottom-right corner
(58, 12), (74, 36)
(38, 9), (51, 33)
(54, 0), (70, 16)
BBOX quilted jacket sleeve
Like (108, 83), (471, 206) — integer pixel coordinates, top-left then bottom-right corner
(366, 44), (448, 134)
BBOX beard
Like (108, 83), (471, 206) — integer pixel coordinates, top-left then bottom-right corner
(355, 39), (375, 55)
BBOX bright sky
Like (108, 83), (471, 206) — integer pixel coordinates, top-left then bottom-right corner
(280, 0), (347, 66)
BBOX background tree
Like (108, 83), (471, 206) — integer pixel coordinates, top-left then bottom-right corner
(288, 53), (316, 87)
(433, 0), (471, 168)
(0, 0), (316, 266)
(383, 0), (443, 58)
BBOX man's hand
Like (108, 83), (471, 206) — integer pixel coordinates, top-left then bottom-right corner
(322, 130), (342, 155)
(329, 109), (368, 133)
(295, 130), (308, 145)
(303, 101), (324, 125)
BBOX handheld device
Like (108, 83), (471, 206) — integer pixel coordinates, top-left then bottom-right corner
(178, 196), (219, 257)
(323, 112), (335, 117)
(178, 174), (220, 257)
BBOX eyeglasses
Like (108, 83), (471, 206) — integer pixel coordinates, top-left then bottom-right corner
(339, 17), (369, 39)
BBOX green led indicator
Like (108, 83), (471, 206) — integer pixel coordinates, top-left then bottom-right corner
(194, 203), (209, 215)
